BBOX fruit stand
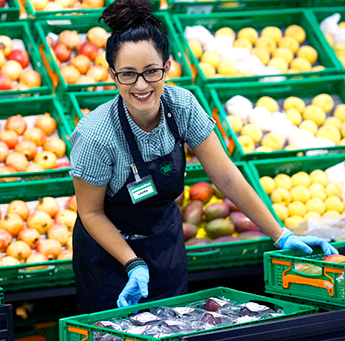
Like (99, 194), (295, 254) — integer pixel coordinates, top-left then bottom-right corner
(0, 0), (345, 340)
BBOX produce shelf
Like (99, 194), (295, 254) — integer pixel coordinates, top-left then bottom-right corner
(206, 75), (345, 161)
(0, 177), (75, 292)
(172, 8), (341, 86)
(184, 163), (275, 272)
(59, 286), (317, 341)
(0, 95), (71, 182)
(23, 0), (112, 20)
(166, 0), (298, 14)
(33, 12), (192, 99)
(0, 0), (20, 22)
(0, 21), (52, 98)
(264, 241), (345, 308)
(247, 153), (345, 227)
(63, 85), (229, 168)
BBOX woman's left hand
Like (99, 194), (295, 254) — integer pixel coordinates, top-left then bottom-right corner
(278, 228), (339, 256)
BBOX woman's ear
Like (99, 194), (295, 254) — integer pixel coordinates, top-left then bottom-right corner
(164, 60), (171, 79)
(109, 67), (118, 84)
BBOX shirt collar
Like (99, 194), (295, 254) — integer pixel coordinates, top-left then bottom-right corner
(122, 99), (165, 140)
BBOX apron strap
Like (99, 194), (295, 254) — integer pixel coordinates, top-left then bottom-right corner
(118, 95), (181, 166)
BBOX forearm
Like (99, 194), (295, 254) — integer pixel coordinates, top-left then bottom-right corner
(213, 169), (283, 242)
(80, 212), (137, 265)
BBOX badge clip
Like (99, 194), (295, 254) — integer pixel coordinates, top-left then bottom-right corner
(131, 163), (142, 183)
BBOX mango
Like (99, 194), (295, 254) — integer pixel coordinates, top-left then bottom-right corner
(211, 183), (225, 199)
(182, 200), (203, 225)
(190, 182), (213, 203)
(205, 218), (235, 239)
(238, 231), (266, 240)
(230, 211), (260, 233)
(204, 202), (230, 222)
(185, 237), (210, 246)
(183, 222), (198, 241)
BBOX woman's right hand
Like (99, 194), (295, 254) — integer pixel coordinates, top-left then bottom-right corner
(117, 266), (150, 307)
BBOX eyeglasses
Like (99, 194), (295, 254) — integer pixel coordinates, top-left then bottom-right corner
(111, 67), (166, 85)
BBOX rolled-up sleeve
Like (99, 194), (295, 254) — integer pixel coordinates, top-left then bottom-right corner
(184, 94), (215, 149)
(69, 127), (113, 187)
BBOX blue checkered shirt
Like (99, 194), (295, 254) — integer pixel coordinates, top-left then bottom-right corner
(69, 84), (215, 196)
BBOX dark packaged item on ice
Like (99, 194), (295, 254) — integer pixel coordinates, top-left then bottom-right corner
(94, 321), (121, 340)
(239, 302), (275, 317)
(98, 335), (122, 341)
(150, 306), (179, 319)
(200, 311), (237, 326)
(205, 297), (233, 312)
(159, 319), (194, 334)
(171, 307), (204, 320)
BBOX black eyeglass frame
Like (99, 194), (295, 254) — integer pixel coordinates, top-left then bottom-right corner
(110, 66), (167, 85)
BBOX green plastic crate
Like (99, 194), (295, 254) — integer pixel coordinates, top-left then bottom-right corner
(33, 12), (192, 99)
(206, 75), (345, 161)
(172, 8), (341, 86)
(310, 7), (345, 71)
(62, 85), (229, 166)
(0, 288), (3, 306)
(24, 0), (112, 20)
(184, 163), (275, 272)
(264, 241), (345, 307)
(166, 0), (298, 14)
(248, 153), (345, 227)
(0, 95), (71, 182)
(0, 22), (52, 98)
(300, 0), (345, 7)
(0, 177), (75, 292)
(59, 286), (317, 341)
(0, 0), (20, 22)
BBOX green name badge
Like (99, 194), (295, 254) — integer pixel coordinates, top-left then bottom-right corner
(127, 175), (158, 204)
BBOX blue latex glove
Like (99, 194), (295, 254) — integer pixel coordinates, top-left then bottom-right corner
(278, 228), (338, 256)
(117, 266), (149, 308)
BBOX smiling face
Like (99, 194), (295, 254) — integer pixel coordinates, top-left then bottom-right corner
(112, 40), (170, 122)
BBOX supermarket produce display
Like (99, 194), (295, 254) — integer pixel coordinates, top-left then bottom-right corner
(0, 0), (344, 340)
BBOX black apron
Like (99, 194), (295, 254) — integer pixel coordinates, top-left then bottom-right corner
(73, 96), (188, 314)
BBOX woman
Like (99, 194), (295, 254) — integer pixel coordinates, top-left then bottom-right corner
(70, 0), (337, 314)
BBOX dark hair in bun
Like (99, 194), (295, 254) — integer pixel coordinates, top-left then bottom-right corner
(99, 0), (169, 69)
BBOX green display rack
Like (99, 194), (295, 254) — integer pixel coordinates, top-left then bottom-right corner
(300, 0), (345, 7)
(0, 177), (75, 292)
(23, 0), (112, 20)
(33, 12), (192, 99)
(172, 8), (341, 86)
(63, 85), (228, 162)
(0, 22), (52, 98)
(310, 7), (345, 71)
(0, 0), (20, 22)
(0, 95), (71, 182)
(166, 0), (298, 14)
(206, 75), (345, 161)
(59, 286), (317, 341)
(184, 163), (274, 272)
(247, 153), (345, 227)
(264, 241), (345, 308)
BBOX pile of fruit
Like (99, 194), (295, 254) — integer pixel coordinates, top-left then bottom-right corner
(0, 195), (76, 267)
(0, 113), (69, 180)
(0, 36), (42, 91)
(92, 297), (285, 340)
(28, 0), (104, 13)
(260, 169), (345, 228)
(224, 93), (345, 153)
(179, 181), (266, 246)
(185, 24), (324, 78)
(320, 14), (345, 68)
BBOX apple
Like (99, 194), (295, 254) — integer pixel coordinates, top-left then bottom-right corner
(5, 115), (27, 135)
(34, 151), (57, 169)
(0, 229), (12, 252)
(0, 129), (18, 149)
(8, 50), (30, 69)
(323, 254), (345, 263)
(0, 72), (11, 90)
(79, 42), (98, 61)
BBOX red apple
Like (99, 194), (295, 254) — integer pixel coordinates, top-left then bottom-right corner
(8, 50), (30, 69)
(52, 43), (71, 63)
(0, 72), (11, 90)
(0, 229), (12, 252)
(79, 42), (98, 61)
(323, 254), (345, 263)
(5, 115), (27, 135)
